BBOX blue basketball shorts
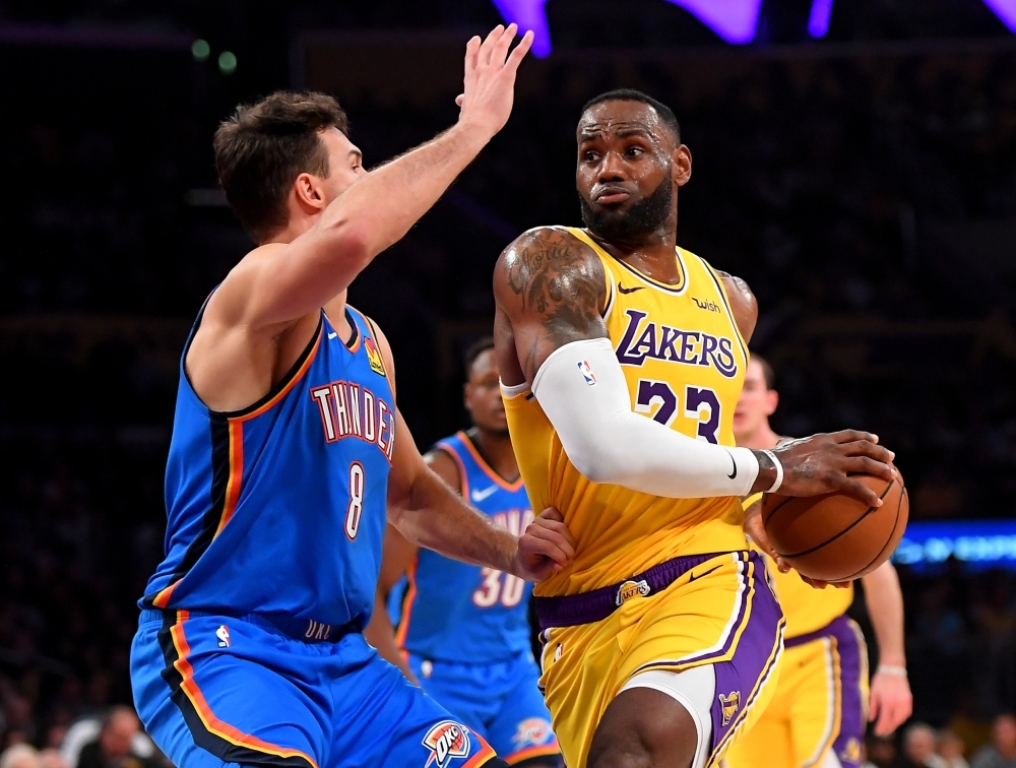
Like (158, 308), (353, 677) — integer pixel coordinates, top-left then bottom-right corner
(406, 651), (560, 766)
(131, 609), (502, 768)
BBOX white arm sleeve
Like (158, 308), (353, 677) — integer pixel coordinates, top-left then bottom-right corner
(529, 337), (760, 498)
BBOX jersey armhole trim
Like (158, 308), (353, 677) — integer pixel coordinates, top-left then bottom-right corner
(182, 314), (324, 422)
(700, 259), (750, 366)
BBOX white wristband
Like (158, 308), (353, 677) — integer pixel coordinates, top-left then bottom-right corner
(876, 665), (908, 677)
(759, 449), (784, 493)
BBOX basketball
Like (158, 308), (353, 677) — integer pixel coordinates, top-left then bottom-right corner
(762, 467), (909, 582)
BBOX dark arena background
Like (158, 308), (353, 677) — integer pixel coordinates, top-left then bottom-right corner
(2, 1), (1016, 767)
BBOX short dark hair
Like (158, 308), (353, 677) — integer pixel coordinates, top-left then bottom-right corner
(751, 353), (776, 390)
(463, 336), (495, 376)
(214, 91), (349, 243)
(581, 89), (680, 143)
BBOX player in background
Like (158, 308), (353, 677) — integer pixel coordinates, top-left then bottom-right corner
(492, 89), (897, 768)
(724, 354), (913, 768)
(130, 27), (577, 768)
(365, 337), (562, 768)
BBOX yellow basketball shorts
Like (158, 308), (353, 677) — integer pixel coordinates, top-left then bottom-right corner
(535, 551), (785, 768)
(723, 615), (869, 768)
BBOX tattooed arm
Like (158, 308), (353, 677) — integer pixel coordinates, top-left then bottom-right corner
(492, 227), (896, 503)
(493, 226), (608, 387)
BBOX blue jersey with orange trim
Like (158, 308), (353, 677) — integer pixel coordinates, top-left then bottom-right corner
(141, 304), (396, 631)
(396, 431), (533, 662)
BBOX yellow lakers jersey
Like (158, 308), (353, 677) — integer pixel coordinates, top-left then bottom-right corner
(743, 493), (855, 637)
(504, 227), (751, 598)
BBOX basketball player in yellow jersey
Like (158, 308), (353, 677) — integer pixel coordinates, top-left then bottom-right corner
(491, 88), (897, 768)
(724, 355), (912, 768)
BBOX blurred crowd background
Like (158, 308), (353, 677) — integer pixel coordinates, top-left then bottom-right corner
(2, 1), (1016, 767)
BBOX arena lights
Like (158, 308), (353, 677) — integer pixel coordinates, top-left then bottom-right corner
(491, 0), (1016, 55)
(892, 520), (1016, 571)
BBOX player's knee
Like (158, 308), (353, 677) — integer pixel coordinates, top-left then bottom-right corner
(588, 688), (699, 768)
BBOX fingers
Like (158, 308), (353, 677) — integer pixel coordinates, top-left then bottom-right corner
(524, 533), (572, 569)
(868, 691), (881, 723)
(539, 506), (564, 523)
(831, 430), (879, 445)
(505, 30), (534, 73)
(841, 455), (895, 482)
(839, 476), (884, 507)
(464, 35), (480, 76)
(801, 576), (830, 589)
(838, 438), (895, 465)
(491, 23), (518, 67)
(480, 24), (505, 66)
(527, 519), (576, 563)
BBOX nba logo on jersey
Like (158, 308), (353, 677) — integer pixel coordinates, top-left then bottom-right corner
(422, 721), (471, 768)
(215, 625), (230, 648)
(577, 360), (597, 385)
(363, 336), (387, 377)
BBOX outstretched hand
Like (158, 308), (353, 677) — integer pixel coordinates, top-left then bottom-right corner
(455, 24), (534, 139)
(511, 507), (575, 582)
(765, 430), (896, 508)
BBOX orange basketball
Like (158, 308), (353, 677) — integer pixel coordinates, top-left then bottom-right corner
(762, 467), (909, 582)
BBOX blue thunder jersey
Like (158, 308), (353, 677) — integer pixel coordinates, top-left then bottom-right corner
(141, 304), (396, 632)
(395, 431), (534, 662)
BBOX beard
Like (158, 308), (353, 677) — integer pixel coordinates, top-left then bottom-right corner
(579, 176), (673, 242)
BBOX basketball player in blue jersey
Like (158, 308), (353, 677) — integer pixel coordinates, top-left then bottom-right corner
(365, 338), (562, 768)
(129, 26), (578, 768)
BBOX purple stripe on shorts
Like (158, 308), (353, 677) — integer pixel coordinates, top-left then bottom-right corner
(533, 552), (732, 630)
(829, 617), (867, 768)
(709, 552), (786, 757)
(784, 615), (868, 767)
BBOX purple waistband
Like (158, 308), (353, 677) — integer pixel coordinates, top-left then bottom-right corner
(534, 551), (739, 630)
(785, 613), (854, 648)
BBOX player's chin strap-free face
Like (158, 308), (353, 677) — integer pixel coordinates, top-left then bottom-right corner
(516, 337), (782, 499)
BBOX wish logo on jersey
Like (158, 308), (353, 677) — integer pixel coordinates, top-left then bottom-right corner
(511, 718), (554, 749)
(615, 308), (738, 377)
(422, 721), (471, 768)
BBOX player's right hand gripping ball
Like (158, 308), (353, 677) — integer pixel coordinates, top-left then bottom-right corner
(762, 466), (908, 582)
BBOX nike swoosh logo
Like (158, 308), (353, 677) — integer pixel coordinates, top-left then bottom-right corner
(471, 485), (498, 503)
(726, 449), (737, 479)
(688, 565), (722, 583)
(327, 332), (338, 340)
(617, 283), (645, 295)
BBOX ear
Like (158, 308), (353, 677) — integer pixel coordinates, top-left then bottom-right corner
(765, 389), (779, 417)
(673, 144), (692, 187)
(292, 172), (328, 214)
(462, 381), (473, 410)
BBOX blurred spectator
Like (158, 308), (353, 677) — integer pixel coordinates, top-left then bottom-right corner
(970, 714), (1016, 768)
(0, 745), (40, 768)
(898, 723), (949, 768)
(940, 730), (971, 768)
(37, 751), (66, 768)
(75, 709), (150, 768)
(869, 734), (899, 768)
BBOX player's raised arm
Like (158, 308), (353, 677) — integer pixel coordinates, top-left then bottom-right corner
(221, 26), (530, 332)
(493, 227), (895, 503)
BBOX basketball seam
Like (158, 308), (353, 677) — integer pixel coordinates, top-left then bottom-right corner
(763, 494), (796, 525)
(775, 479), (896, 559)
(841, 485), (907, 581)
